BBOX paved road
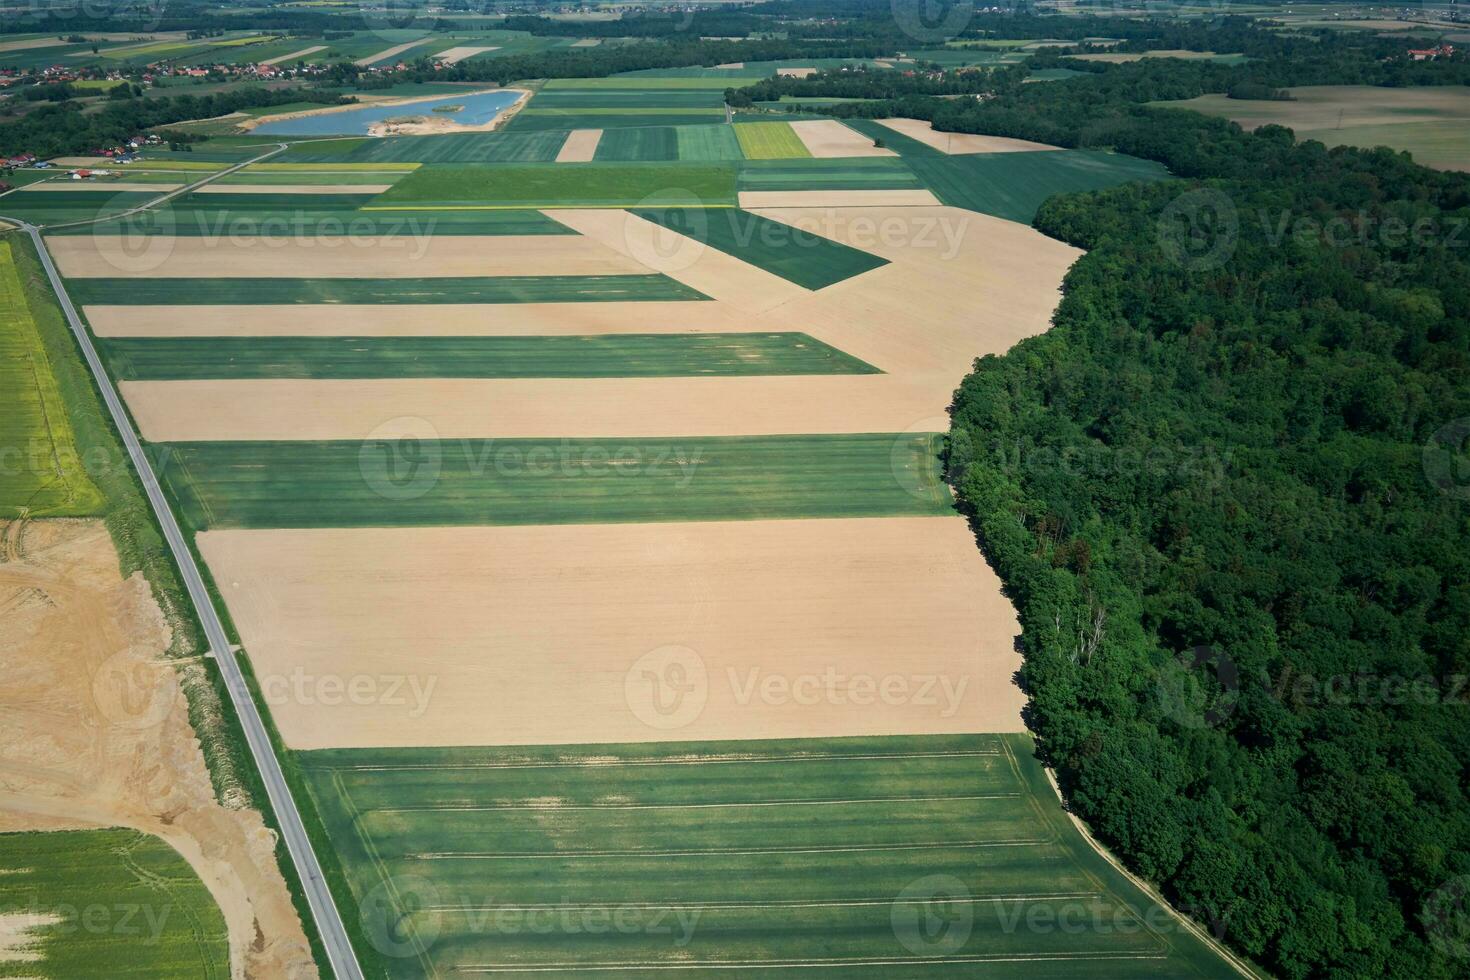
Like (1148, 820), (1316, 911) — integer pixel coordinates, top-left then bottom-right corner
(1, 193), (365, 978)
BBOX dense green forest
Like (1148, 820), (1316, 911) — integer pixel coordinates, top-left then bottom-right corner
(787, 49), (1470, 980)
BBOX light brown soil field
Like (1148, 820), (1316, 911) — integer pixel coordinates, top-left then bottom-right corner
(789, 119), (896, 158)
(0, 37), (68, 52)
(116, 206), (1078, 439)
(737, 189), (942, 207)
(874, 117), (1062, 153)
(50, 234), (649, 279)
(1069, 49), (1232, 62)
(555, 128), (604, 163)
(259, 44), (326, 65)
(433, 45), (499, 63)
(193, 183), (393, 195)
(0, 519), (313, 979)
(354, 39), (427, 66)
(121, 374), (943, 439)
(544, 208), (810, 312)
(16, 181), (182, 193)
(198, 517), (1025, 749)
(776, 66), (816, 77)
(714, 61), (744, 68)
(570, 38), (601, 46)
(85, 300), (746, 337)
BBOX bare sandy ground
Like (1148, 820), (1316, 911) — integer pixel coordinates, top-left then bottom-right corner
(738, 189), (941, 208)
(874, 118), (1061, 153)
(571, 38), (601, 46)
(354, 39), (427, 66)
(260, 44), (325, 65)
(434, 45), (499, 63)
(776, 66), (816, 77)
(545, 208), (810, 313)
(0, 911), (59, 962)
(198, 518), (1025, 749)
(0, 518), (313, 979)
(239, 88), (527, 136)
(556, 128), (604, 163)
(51, 234), (649, 279)
(116, 206), (1079, 439)
(0, 37), (67, 52)
(790, 119), (895, 158)
(86, 300), (747, 337)
(193, 183), (393, 195)
(16, 181), (183, 193)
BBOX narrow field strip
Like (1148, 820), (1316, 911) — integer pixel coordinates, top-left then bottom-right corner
(456, 951), (1172, 972)
(408, 840), (1051, 860)
(430, 893), (1097, 913)
(100, 333), (879, 380)
(376, 794), (1020, 812)
(68, 275), (707, 305)
(311, 749), (1004, 773)
(62, 208), (572, 237)
(154, 433), (949, 531)
(376, 162), (738, 208)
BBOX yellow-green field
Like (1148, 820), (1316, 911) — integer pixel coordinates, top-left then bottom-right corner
(734, 121), (813, 160)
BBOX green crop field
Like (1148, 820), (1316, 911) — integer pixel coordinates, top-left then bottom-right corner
(734, 121), (812, 160)
(593, 126), (680, 162)
(285, 131), (568, 164)
(635, 208), (888, 290)
(676, 125), (744, 161)
(65, 207), (573, 237)
(298, 735), (1239, 978)
(531, 90), (726, 109)
(0, 828), (229, 978)
(212, 170), (409, 185)
(511, 110), (727, 132)
(545, 76), (755, 90)
(0, 239), (103, 516)
(178, 190), (383, 208)
(374, 162), (738, 207)
(737, 158), (925, 191)
(100, 333), (878, 380)
(154, 432), (946, 529)
(67, 275), (708, 305)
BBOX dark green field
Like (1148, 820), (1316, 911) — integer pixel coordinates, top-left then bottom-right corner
(100, 333), (879, 379)
(175, 190), (383, 208)
(283, 131), (568, 164)
(67, 275), (707, 305)
(0, 828), (229, 979)
(298, 734), (1240, 978)
(513, 110), (728, 131)
(155, 433), (949, 529)
(841, 120), (1170, 223)
(635, 208), (889, 290)
(63, 207), (572, 237)
(593, 126), (680, 162)
(375, 162), (738, 207)
(737, 157), (925, 191)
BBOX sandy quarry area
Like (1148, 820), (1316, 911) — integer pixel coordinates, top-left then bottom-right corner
(0, 518), (313, 979)
(874, 117), (1062, 153)
(259, 44), (326, 66)
(556, 128), (604, 163)
(367, 88), (530, 137)
(114, 205), (1078, 440)
(789, 120), (895, 158)
(52, 233), (648, 279)
(86, 300), (748, 337)
(198, 517), (1026, 749)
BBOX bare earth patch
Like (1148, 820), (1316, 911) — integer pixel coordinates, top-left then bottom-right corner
(433, 45), (500, 63)
(789, 120), (895, 158)
(874, 117), (1062, 153)
(354, 39), (427, 66)
(0, 518), (313, 979)
(51, 234), (648, 279)
(198, 518), (1025, 749)
(556, 129), (604, 163)
(16, 181), (182, 193)
(776, 67), (816, 77)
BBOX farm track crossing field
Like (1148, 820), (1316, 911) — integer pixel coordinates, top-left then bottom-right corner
(0, 828), (229, 978)
(101, 333), (879, 379)
(156, 433), (944, 530)
(734, 121), (813, 160)
(67, 275), (708, 305)
(634, 207), (889, 290)
(0, 239), (103, 516)
(298, 734), (1239, 978)
(375, 162), (738, 207)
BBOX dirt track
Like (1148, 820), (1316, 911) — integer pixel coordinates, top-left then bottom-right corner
(0, 519), (314, 980)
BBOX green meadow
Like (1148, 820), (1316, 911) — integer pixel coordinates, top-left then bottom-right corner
(375, 162), (738, 207)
